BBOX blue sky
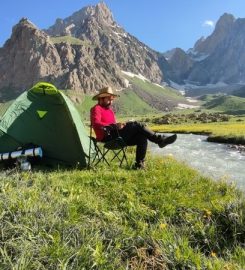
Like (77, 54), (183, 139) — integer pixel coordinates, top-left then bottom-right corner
(1, 0), (245, 52)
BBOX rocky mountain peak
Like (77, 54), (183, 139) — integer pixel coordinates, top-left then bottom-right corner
(94, 1), (115, 25)
(215, 13), (235, 31)
(7, 18), (38, 47)
(45, 1), (164, 85)
(192, 13), (235, 56)
(45, 2), (115, 37)
(0, 2), (168, 97)
(185, 13), (245, 87)
(16, 17), (36, 29)
(4, 17), (59, 60)
(192, 36), (205, 49)
(167, 48), (193, 82)
(0, 18), (62, 92)
(171, 48), (188, 59)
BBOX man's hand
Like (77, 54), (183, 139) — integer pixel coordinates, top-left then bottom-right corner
(116, 122), (125, 129)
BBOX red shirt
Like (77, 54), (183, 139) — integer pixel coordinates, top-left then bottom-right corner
(90, 104), (116, 141)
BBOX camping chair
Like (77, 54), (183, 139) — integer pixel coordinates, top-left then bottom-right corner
(88, 125), (128, 168)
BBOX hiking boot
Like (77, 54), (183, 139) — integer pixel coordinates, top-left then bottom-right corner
(133, 161), (146, 170)
(158, 134), (177, 148)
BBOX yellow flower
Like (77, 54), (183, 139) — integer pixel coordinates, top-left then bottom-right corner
(204, 209), (212, 218)
(223, 264), (232, 270)
(211, 251), (216, 257)
(159, 223), (167, 229)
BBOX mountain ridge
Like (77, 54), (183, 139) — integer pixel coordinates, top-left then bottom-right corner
(0, 2), (245, 99)
(0, 2), (171, 98)
(166, 12), (245, 96)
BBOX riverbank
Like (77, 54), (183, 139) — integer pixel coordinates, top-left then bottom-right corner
(151, 120), (245, 146)
(207, 136), (245, 153)
(149, 133), (245, 189)
(0, 155), (245, 269)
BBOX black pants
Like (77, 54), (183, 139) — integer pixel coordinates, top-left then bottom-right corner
(103, 122), (156, 164)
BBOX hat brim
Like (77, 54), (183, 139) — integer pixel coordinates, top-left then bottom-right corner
(92, 93), (120, 100)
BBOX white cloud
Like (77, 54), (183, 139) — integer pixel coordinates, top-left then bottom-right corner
(202, 20), (215, 28)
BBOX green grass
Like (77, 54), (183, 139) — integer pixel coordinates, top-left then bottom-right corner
(74, 95), (95, 121)
(128, 76), (185, 101)
(232, 87), (245, 98)
(0, 154), (245, 269)
(151, 118), (245, 144)
(202, 95), (245, 115)
(114, 89), (158, 117)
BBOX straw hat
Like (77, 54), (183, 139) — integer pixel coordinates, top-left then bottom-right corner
(92, 86), (119, 100)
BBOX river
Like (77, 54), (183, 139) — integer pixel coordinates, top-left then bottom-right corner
(149, 134), (245, 190)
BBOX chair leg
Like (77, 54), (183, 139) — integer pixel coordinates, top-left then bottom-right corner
(110, 147), (128, 167)
(91, 148), (101, 165)
(110, 149), (123, 163)
(121, 148), (129, 167)
(89, 137), (129, 168)
(88, 138), (110, 168)
(94, 148), (110, 167)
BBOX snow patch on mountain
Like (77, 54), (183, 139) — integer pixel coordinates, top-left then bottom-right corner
(177, 103), (200, 109)
(121, 70), (150, 82)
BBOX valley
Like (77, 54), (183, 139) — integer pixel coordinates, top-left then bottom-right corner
(0, 2), (245, 269)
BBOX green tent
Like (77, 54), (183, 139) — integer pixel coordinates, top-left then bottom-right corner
(0, 82), (92, 167)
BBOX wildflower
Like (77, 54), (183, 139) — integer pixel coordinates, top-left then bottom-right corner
(211, 251), (216, 257)
(203, 209), (212, 219)
(159, 223), (167, 229)
(224, 264), (232, 270)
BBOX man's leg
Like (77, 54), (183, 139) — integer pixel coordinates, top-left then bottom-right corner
(119, 121), (177, 147)
(125, 134), (147, 169)
(115, 121), (176, 169)
(118, 122), (147, 168)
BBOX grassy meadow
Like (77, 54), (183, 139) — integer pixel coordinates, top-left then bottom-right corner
(150, 117), (245, 145)
(0, 153), (245, 269)
(201, 95), (245, 115)
(0, 78), (245, 269)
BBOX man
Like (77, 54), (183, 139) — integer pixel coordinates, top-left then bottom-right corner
(90, 86), (177, 169)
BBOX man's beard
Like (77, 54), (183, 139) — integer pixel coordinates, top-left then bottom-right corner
(104, 101), (111, 108)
